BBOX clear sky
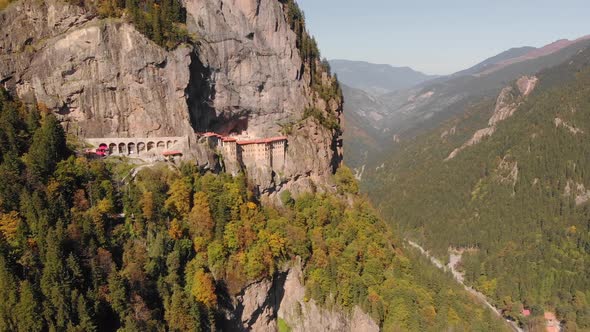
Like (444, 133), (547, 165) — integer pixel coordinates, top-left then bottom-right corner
(296, 0), (590, 75)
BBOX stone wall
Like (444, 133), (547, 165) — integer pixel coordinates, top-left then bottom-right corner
(86, 136), (188, 156)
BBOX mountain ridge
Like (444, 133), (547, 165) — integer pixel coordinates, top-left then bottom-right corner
(329, 59), (437, 95)
(344, 34), (590, 155)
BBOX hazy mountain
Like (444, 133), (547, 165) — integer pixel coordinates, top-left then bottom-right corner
(378, 36), (590, 137)
(342, 36), (590, 173)
(329, 59), (437, 95)
(341, 84), (390, 170)
(451, 46), (536, 77)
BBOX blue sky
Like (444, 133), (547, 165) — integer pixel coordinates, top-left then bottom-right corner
(296, 0), (590, 75)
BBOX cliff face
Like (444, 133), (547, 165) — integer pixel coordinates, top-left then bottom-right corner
(219, 258), (379, 332)
(0, 0), (343, 195)
(0, 0), (194, 137)
(184, 0), (306, 135)
(445, 75), (538, 160)
(184, 0), (343, 196)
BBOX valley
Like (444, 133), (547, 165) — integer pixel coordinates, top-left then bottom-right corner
(353, 36), (590, 331)
(335, 35), (590, 173)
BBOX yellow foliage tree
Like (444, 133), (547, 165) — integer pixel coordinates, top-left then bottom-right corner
(97, 198), (114, 215)
(140, 191), (154, 221)
(0, 211), (20, 242)
(165, 179), (191, 219)
(187, 192), (214, 240)
(168, 219), (183, 240)
(191, 270), (217, 308)
(447, 308), (461, 326)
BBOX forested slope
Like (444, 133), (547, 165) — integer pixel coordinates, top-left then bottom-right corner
(0, 89), (508, 331)
(365, 47), (590, 329)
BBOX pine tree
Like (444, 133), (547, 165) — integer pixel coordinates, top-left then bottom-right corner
(24, 114), (67, 183)
(0, 255), (18, 331)
(16, 280), (43, 332)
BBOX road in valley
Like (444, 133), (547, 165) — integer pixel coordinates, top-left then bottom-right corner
(406, 241), (523, 332)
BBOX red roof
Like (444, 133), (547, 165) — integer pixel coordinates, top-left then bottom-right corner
(198, 132), (287, 145)
(237, 136), (287, 145)
(163, 150), (183, 156)
(522, 309), (531, 317)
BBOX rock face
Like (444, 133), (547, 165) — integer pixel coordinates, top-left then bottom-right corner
(184, 0), (307, 136)
(0, 0), (343, 195)
(446, 76), (538, 160)
(564, 181), (590, 206)
(0, 1), (194, 137)
(183, 0), (343, 196)
(220, 258), (379, 332)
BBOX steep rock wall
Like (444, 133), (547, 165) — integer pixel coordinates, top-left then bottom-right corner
(184, 0), (342, 196)
(0, 0), (342, 195)
(0, 0), (194, 137)
(219, 258), (379, 332)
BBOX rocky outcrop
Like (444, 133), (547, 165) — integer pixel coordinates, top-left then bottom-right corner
(220, 258), (379, 332)
(564, 181), (590, 206)
(277, 259), (379, 332)
(0, 0), (343, 195)
(446, 76), (538, 160)
(495, 156), (518, 194)
(554, 117), (584, 135)
(0, 1), (194, 137)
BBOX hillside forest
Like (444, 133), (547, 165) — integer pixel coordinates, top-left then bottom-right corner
(365, 47), (590, 330)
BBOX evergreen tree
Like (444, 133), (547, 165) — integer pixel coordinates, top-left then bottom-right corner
(0, 255), (18, 331)
(24, 114), (67, 183)
(16, 280), (43, 332)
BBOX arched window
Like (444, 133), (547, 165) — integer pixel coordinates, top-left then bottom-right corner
(119, 143), (126, 154)
(137, 142), (146, 154)
(157, 141), (165, 150)
(147, 142), (155, 151)
(128, 143), (136, 155)
(109, 143), (117, 154)
(167, 141), (173, 149)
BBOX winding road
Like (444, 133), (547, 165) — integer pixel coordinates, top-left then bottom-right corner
(406, 241), (523, 332)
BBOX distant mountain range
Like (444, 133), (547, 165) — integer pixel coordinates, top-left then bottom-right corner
(329, 59), (437, 95)
(340, 35), (590, 170)
(450, 46), (536, 77)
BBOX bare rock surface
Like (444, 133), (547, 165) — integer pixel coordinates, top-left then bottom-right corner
(446, 76), (537, 160)
(221, 258), (378, 332)
(564, 181), (590, 206)
(554, 117), (584, 135)
(0, 0), (343, 195)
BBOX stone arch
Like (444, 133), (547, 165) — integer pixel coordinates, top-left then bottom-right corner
(174, 140), (178, 144)
(128, 142), (136, 155)
(118, 143), (126, 154)
(167, 140), (173, 149)
(109, 143), (117, 154)
(157, 141), (165, 149)
(137, 142), (146, 154)
(147, 142), (155, 151)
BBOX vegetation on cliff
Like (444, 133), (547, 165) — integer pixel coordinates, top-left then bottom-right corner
(365, 47), (590, 329)
(68, 0), (189, 49)
(0, 89), (507, 330)
(282, 0), (343, 131)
